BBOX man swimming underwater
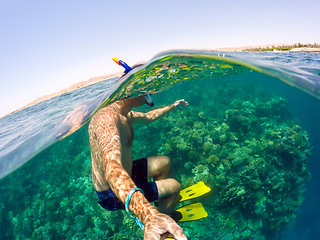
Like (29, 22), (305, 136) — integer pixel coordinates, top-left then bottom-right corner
(88, 59), (188, 240)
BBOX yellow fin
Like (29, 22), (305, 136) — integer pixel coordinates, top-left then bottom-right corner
(173, 202), (208, 222)
(179, 181), (211, 202)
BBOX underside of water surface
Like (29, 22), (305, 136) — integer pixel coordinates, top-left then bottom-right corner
(0, 66), (316, 239)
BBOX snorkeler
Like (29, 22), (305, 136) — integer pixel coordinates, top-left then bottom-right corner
(88, 58), (188, 240)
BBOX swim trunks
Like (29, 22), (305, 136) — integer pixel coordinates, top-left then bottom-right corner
(96, 157), (159, 211)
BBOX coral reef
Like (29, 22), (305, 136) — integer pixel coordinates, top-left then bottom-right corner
(133, 77), (311, 239)
(0, 74), (311, 240)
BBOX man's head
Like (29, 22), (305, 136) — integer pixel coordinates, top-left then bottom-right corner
(121, 94), (154, 109)
(113, 57), (154, 107)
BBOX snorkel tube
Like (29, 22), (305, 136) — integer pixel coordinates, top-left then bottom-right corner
(112, 57), (132, 73)
(113, 57), (154, 107)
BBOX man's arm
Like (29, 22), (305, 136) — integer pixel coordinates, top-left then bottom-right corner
(104, 150), (186, 240)
(92, 116), (156, 222)
(129, 99), (188, 124)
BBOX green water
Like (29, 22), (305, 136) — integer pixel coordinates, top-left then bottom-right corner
(0, 71), (311, 239)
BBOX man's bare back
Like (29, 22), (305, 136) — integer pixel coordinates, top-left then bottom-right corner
(89, 95), (188, 240)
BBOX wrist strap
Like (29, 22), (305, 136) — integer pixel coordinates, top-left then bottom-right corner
(125, 188), (145, 230)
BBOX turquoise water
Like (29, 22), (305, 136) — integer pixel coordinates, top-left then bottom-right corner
(0, 50), (320, 239)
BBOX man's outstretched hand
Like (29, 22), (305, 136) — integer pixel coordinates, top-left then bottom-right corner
(173, 99), (188, 107)
(144, 212), (187, 240)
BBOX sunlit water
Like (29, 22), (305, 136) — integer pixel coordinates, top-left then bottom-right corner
(0, 50), (320, 239)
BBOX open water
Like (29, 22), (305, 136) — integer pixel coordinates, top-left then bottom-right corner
(0, 50), (320, 239)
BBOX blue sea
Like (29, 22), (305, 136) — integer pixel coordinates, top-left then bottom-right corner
(0, 50), (320, 239)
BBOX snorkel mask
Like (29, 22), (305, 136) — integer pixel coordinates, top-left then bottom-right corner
(144, 94), (154, 107)
(113, 57), (154, 107)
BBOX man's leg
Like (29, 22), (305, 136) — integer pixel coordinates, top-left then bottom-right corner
(155, 179), (180, 213)
(147, 156), (170, 180)
(147, 156), (181, 214)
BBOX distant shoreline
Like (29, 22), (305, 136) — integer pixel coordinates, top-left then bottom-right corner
(214, 43), (320, 52)
(4, 73), (121, 118)
(216, 47), (320, 53)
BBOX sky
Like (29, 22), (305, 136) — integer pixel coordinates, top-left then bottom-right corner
(1, 0), (319, 117)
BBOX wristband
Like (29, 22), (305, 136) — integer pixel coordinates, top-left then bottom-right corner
(125, 188), (145, 230)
